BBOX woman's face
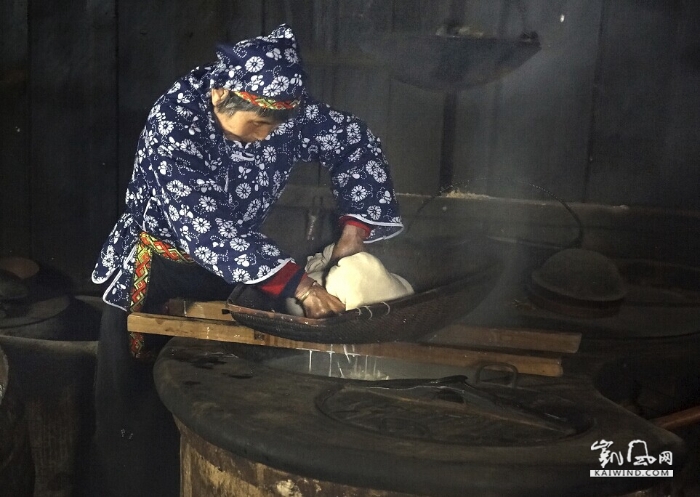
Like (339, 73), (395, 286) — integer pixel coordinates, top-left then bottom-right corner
(211, 89), (280, 143)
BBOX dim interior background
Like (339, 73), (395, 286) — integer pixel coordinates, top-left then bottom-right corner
(1, 0), (699, 295)
(2, 2), (700, 497)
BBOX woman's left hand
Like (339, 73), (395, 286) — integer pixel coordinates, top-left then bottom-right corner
(329, 223), (367, 264)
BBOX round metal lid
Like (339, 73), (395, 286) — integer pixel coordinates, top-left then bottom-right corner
(531, 248), (627, 303)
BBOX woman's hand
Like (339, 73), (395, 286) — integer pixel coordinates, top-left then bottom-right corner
(295, 276), (345, 318)
(329, 223), (367, 264)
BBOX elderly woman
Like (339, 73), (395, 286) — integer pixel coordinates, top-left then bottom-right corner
(90, 25), (402, 497)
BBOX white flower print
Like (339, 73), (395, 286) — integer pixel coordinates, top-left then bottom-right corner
(158, 227), (172, 238)
(168, 205), (180, 221)
(329, 110), (345, 123)
(235, 183), (251, 199)
(176, 92), (192, 104)
(243, 199), (261, 221)
(262, 146), (276, 162)
(178, 138), (202, 158)
(284, 48), (299, 64)
(256, 171), (269, 188)
(194, 246), (217, 265)
(157, 120), (174, 136)
(238, 165), (252, 179)
(245, 56), (264, 72)
(367, 205), (381, 220)
(249, 74), (264, 92)
(347, 123), (361, 144)
(305, 105), (319, 120)
(336, 173), (349, 187)
(348, 149), (363, 162)
(262, 76), (289, 97)
(301, 138), (319, 155)
(261, 244), (280, 256)
(103, 246), (115, 267)
(175, 106), (193, 119)
(166, 180), (191, 198)
(167, 82), (181, 94)
(265, 48), (281, 60)
(257, 266), (271, 279)
(365, 161), (387, 183)
(217, 219), (237, 238)
(290, 73), (303, 87)
(378, 189), (393, 204)
(178, 205), (194, 219)
(195, 179), (213, 193)
(235, 254), (253, 267)
(351, 185), (368, 202)
(188, 117), (201, 136)
(232, 268), (250, 281)
(199, 196), (217, 212)
(230, 237), (250, 251)
(275, 120), (293, 134)
(158, 161), (171, 176)
(192, 217), (211, 233)
(317, 133), (340, 152)
(348, 166), (363, 179)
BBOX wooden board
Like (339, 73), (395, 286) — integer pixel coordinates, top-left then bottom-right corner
(128, 312), (563, 377)
(430, 324), (581, 354)
(166, 299), (580, 354)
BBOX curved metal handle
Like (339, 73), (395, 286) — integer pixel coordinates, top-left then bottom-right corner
(474, 362), (519, 388)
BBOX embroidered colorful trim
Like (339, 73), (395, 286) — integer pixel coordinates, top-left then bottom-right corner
(234, 90), (300, 110)
(129, 232), (193, 360)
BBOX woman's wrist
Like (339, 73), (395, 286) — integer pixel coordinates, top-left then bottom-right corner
(294, 275), (316, 300)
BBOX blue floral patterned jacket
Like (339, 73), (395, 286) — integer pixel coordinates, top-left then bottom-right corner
(92, 66), (402, 309)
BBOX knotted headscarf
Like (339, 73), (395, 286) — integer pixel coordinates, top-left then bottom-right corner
(210, 24), (306, 106)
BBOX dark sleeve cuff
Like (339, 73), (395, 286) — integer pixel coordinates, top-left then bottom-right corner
(257, 262), (306, 298)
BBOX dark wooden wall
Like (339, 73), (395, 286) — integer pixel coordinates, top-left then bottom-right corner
(1, 0), (699, 291)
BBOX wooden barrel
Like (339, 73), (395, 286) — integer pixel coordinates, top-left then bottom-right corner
(0, 259), (101, 497)
(0, 345), (34, 496)
(0, 336), (97, 497)
(156, 338), (686, 497)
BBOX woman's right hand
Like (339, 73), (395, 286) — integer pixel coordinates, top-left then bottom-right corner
(295, 277), (345, 318)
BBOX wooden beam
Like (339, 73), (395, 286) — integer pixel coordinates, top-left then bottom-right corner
(167, 299), (231, 321)
(431, 324), (581, 354)
(166, 299), (581, 354)
(128, 313), (563, 377)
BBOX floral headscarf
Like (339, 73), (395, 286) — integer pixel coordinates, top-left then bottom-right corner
(209, 24), (306, 102)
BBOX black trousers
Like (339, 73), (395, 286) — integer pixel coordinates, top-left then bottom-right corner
(91, 255), (234, 497)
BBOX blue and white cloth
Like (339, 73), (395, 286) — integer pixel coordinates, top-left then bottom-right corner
(92, 25), (403, 310)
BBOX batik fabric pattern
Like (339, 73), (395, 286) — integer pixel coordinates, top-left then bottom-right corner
(92, 25), (403, 310)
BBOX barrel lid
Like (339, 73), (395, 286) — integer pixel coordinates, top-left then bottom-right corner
(155, 338), (685, 497)
(531, 248), (627, 303)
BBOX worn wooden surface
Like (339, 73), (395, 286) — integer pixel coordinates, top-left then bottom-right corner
(177, 419), (420, 497)
(129, 310), (564, 377)
(167, 298), (581, 354)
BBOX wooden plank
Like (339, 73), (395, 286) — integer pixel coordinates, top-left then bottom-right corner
(430, 324), (581, 354)
(128, 312), (563, 377)
(167, 300), (231, 320)
(166, 299), (580, 354)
